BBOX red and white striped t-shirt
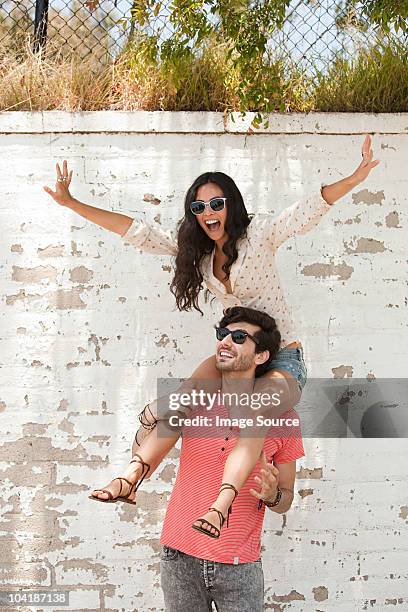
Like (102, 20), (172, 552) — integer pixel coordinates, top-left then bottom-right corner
(160, 403), (304, 564)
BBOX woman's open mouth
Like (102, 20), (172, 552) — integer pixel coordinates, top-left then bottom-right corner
(205, 219), (221, 232)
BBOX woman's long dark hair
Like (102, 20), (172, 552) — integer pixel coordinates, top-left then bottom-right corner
(170, 172), (252, 314)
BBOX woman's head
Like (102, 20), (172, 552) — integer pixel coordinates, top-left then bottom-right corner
(170, 172), (252, 313)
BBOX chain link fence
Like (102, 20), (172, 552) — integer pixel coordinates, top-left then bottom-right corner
(0, 1), (405, 73)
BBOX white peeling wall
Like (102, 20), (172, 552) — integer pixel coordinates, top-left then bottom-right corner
(0, 112), (407, 611)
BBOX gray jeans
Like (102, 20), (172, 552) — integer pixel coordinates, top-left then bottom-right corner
(160, 546), (264, 612)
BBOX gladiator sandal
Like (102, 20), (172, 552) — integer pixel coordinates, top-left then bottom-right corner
(134, 403), (158, 447)
(89, 453), (150, 505)
(128, 452), (150, 494)
(139, 403), (158, 430)
(192, 483), (239, 539)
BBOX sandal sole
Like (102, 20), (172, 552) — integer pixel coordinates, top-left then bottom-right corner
(191, 524), (220, 539)
(88, 495), (136, 505)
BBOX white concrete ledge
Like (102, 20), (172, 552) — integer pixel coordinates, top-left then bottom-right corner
(0, 111), (407, 134)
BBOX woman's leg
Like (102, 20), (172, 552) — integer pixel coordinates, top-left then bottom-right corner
(192, 361), (305, 535)
(91, 354), (221, 502)
(91, 419), (181, 501)
(192, 424), (270, 535)
(132, 354), (220, 449)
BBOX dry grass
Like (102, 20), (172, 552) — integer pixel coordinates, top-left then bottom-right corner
(313, 38), (408, 113)
(0, 34), (113, 111)
(0, 21), (406, 113)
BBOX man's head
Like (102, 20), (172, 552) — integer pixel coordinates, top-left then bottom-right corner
(215, 306), (281, 377)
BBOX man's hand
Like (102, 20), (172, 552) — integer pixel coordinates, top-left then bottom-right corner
(249, 450), (279, 503)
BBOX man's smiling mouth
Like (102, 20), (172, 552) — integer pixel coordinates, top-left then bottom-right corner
(218, 350), (234, 359)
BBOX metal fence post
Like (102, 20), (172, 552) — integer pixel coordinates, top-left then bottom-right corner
(34, 0), (49, 53)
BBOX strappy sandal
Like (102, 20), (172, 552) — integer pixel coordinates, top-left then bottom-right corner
(192, 483), (239, 539)
(89, 453), (150, 505)
(134, 403), (158, 446)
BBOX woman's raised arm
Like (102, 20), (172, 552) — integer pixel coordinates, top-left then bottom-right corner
(321, 135), (380, 204)
(43, 159), (133, 236)
(262, 135), (380, 251)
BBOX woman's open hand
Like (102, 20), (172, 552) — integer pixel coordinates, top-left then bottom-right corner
(351, 135), (380, 185)
(43, 160), (74, 207)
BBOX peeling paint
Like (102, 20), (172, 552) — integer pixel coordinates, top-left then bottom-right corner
(143, 193), (161, 205)
(344, 237), (386, 254)
(58, 418), (75, 434)
(158, 463), (176, 483)
(66, 361), (80, 369)
(301, 262), (353, 280)
(298, 488), (314, 498)
(69, 265), (94, 283)
(12, 265), (57, 283)
(352, 189), (385, 205)
(47, 287), (87, 309)
(275, 513), (287, 536)
(264, 604), (283, 612)
(313, 586), (329, 601)
(399, 506), (408, 522)
(385, 211), (401, 228)
(155, 334), (170, 347)
(0, 436), (107, 465)
(11, 243), (23, 252)
(37, 244), (65, 258)
(23, 422), (49, 436)
(119, 491), (168, 527)
(71, 240), (82, 256)
(0, 562), (49, 585)
(55, 558), (108, 580)
(297, 467), (323, 479)
(58, 399), (69, 411)
(332, 365), (354, 378)
(334, 214), (362, 226)
(272, 589), (305, 602)
(0, 461), (52, 486)
(89, 334), (103, 360)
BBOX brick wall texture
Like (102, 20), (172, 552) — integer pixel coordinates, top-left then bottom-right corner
(0, 112), (407, 611)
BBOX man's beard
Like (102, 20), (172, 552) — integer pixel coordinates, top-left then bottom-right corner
(215, 353), (254, 372)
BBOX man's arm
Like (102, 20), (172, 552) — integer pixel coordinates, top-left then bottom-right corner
(249, 452), (296, 514)
(265, 460), (295, 514)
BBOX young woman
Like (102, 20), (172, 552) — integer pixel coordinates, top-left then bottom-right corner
(43, 135), (379, 538)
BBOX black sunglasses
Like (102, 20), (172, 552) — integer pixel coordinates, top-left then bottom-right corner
(215, 326), (259, 346)
(190, 197), (226, 216)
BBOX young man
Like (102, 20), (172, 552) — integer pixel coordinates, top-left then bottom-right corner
(158, 306), (304, 612)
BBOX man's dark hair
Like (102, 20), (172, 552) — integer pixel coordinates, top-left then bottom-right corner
(218, 306), (281, 377)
